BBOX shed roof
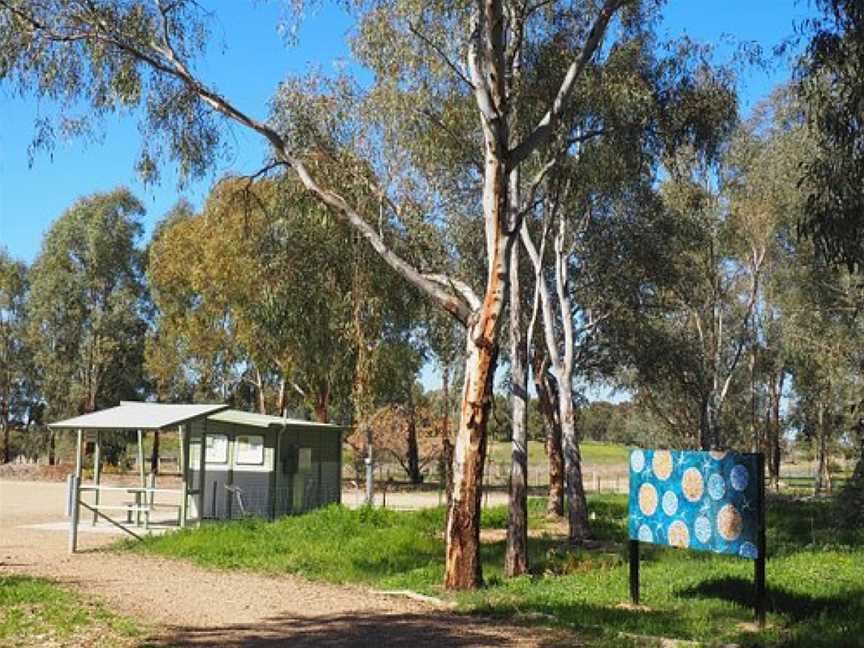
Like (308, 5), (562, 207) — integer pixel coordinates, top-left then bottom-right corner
(48, 402), (229, 431)
(207, 409), (342, 431)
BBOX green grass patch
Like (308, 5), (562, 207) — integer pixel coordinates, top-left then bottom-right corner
(0, 574), (141, 647)
(125, 495), (864, 648)
(487, 440), (629, 469)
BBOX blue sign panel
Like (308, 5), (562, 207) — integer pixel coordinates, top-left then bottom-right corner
(628, 449), (762, 559)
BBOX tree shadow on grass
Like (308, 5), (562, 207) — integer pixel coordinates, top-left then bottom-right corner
(679, 576), (864, 647)
(141, 611), (579, 648)
(679, 576), (864, 622)
(471, 598), (688, 642)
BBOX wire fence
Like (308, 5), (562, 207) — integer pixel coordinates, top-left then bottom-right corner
(200, 481), (341, 520)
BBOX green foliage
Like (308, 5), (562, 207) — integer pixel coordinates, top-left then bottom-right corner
(0, 248), (36, 460)
(25, 189), (149, 453)
(798, 0), (864, 271)
(146, 176), (422, 420)
(0, 574), (140, 646)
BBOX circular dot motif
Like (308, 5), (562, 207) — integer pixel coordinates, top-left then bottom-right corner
(694, 515), (712, 544)
(668, 520), (690, 548)
(630, 449), (645, 473)
(653, 450), (673, 481)
(662, 490), (678, 516)
(739, 541), (758, 559)
(709, 450), (728, 461)
(638, 483), (658, 516)
(730, 464), (749, 491)
(638, 524), (653, 543)
(682, 467), (704, 502)
(708, 473), (726, 500)
(717, 504), (743, 541)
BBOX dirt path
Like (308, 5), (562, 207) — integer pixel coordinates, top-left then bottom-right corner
(0, 480), (578, 647)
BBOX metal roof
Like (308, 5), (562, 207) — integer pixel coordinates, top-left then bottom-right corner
(48, 402), (229, 431)
(207, 409), (342, 431)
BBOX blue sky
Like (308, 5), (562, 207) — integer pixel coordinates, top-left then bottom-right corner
(0, 1), (816, 264)
(0, 1), (817, 395)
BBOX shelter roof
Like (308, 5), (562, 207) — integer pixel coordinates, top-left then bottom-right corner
(207, 409), (343, 431)
(48, 402), (229, 431)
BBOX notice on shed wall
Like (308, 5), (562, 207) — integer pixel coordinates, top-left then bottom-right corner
(236, 435), (264, 465)
(628, 449), (762, 559)
(205, 434), (228, 464)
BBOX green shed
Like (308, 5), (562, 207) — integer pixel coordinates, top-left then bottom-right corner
(50, 403), (344, 553)
(191, 410), (344, 520)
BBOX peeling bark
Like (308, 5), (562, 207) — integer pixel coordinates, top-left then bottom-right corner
(559, 388), (591, 543)
(532, 352), (563, 517)
(445, 323), (500, 589)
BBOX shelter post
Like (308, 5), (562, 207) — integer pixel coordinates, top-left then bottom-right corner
(74, 428), (83, 477)
(92, 430), (102, 525)
(136, 429), (145, 526)
(68, 428), (83, 553)
(179, 424), (188, 528)
(68, 474), (80, 554)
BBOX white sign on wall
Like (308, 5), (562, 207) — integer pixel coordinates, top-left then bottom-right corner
(205, 434), (228, 464)
(236, 435), (264, 465)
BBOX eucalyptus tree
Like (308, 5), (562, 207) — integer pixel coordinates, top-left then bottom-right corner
(0, 0), (686, 588)
(27, 189), (150, 460)
(782, 261), (864, 494)
(723, 89), (811, 476)
(797, 0), (864, 271)
(796, 0), (864, 522)
(146, 197), (247, 405)
(613, 143), (774, 451)
(148, 176), (419, 422)
(515, 35), (736, 541)
(0, 250), (30, 462)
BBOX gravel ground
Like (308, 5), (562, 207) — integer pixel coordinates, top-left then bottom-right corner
(0, 480), (582, 647)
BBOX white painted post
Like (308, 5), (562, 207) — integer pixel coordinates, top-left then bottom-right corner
(65, 474), (73, 517)
(145, 472), (155, 530)
(92, 430), (101, 525)
(136, 429), (145, 526)
(68, 428), (83, 551)
(179, 424), (189, 528)
(74, 429), (83, 477)
(68, 474), (80, 554)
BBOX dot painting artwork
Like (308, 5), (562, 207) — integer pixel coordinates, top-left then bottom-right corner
(628, 449), (762, 559)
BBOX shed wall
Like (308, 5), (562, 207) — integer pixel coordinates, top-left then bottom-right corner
(190, 422), (341, 521)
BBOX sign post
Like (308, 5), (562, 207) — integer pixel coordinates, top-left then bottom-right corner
(627, 449), (766, 626)
(755, 453), (766, 626)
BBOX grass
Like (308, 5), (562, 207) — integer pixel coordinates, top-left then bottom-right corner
(124, 495), (864, 648)
(0, 574), (141, 647)
(488, 440), (630, 470)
